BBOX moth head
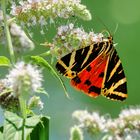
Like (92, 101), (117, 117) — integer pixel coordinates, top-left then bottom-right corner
(107, 36), (113, 43)
(64, 70), (77, 78)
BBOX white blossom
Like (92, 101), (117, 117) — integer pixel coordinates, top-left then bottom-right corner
(6, 61), (43, 97)
(28, 96), (44, 110)
(10, 23), (22, 36)
(72, 110), (106, 132)
(10, 0), (91, 27)
(0, 11), (34, 52)
(10, 23), (34, 52)
(119, 107), (140, 119)
(50, 23), (104, 57)
(71, 107), (140, 140)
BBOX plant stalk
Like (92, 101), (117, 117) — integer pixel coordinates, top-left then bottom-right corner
(2, 0), (15, 64)
(19, 96), (27, 140)
(19, 96), (27, 119)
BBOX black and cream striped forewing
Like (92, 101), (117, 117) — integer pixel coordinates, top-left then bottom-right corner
(101, 49), (127, 101)
(56, 42), (106, 78)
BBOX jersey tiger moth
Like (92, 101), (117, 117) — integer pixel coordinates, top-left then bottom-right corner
(56, 35), (127, 101)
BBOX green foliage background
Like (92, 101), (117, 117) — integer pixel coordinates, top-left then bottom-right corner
(0, 0), (140, 139)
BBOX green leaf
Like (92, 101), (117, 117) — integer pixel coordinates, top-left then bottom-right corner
(36, 88), (49, 97)
(3, 111), (48, 140)
(30, 116), (49, 140)
(30, 56), (69, 98)
(0, 126), (3, 133)
(0, 56), (10, 67)
(0, 126), (3, 140)
(3, 111), (25, 140)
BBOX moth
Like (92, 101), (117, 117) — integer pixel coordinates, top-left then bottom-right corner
(56, 35), (127, 101)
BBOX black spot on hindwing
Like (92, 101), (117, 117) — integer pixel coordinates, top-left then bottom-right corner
(88, 85), (101, 94)
(84, 80), (91, 86)
(72, 76), (81, 84)
(99, 72), (104, 78)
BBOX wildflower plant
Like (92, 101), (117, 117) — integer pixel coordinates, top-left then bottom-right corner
(0, 0), (92, 139)
(50, 23), (103, 58)
(70, 107), (140, 140)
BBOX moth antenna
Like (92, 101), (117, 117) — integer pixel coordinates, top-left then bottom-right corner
(101, 29), (110, 37)
(94, 15), (112, 36)
(112, 23), (119, 36)
(94, 16), (119, 41)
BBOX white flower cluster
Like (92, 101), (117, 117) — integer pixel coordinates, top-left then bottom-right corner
(72, 110), (106, 134)
(105, 107), (140, 140)
(10, 23), (34, 52)
(10, 0), (91, 27)
(0, 62), (44, 111)
(6, 61), (43, 97)
(28, 96), (44, 110)
(56, 23), (103, 44)
(50, 23), (103, 57)
(0, 10), (34, 52)
(71, 107), (140, 140)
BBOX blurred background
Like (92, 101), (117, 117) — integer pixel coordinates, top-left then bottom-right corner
(0, 0), (140, 139)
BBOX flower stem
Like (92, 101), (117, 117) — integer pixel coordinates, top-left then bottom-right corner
(19, 91), (29, 140)
(19, 96), (26, 140)
(19, 97), (27, 119)
(1, 0), (15, 64)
